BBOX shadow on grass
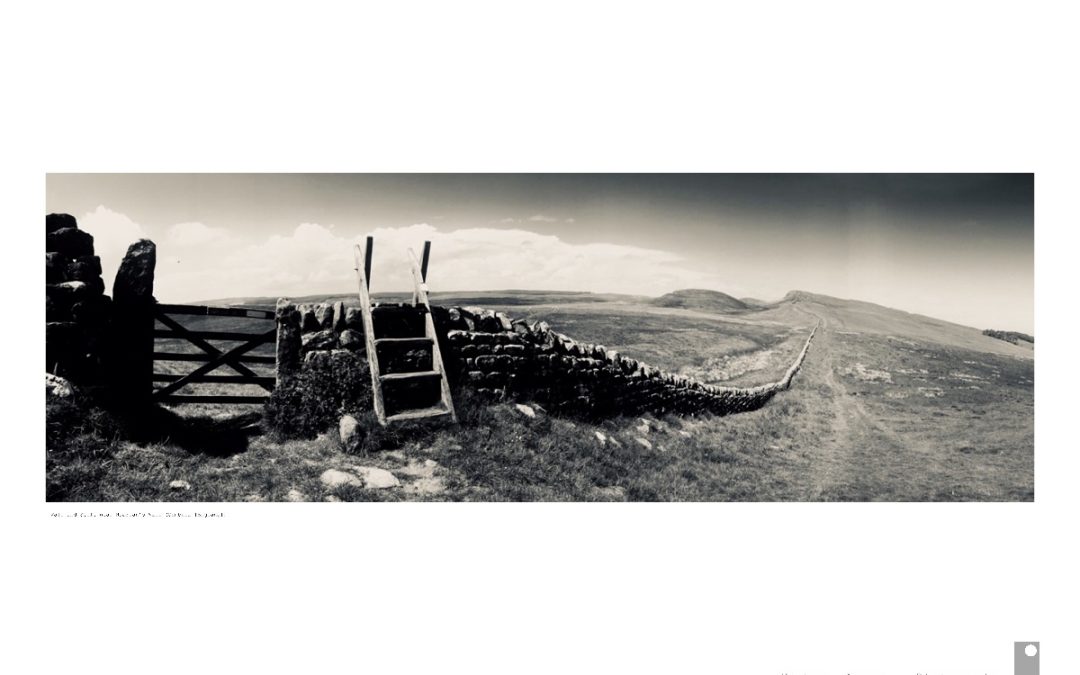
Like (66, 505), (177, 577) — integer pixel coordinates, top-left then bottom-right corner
(123, 405), (263, 457)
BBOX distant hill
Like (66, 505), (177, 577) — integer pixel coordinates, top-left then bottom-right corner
(739, 297), (769, 308)
(651, 289), (751, 312)
(776, 289), (1032, 358)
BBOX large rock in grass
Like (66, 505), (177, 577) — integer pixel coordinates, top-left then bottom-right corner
(354, 466), (400, 489)
(113, 239), (156, 304)
(46, 373), (75, 398)
(47, 228), (94, 257)
(339, 414), (364, 453)
(320, 469), (363, 488)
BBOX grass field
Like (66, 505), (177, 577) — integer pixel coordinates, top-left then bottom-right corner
(46, 290), (1034, 502)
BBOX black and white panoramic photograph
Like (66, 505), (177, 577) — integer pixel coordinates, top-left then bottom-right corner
(45, 173), (1034, 502)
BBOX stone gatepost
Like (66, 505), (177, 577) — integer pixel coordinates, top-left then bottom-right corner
(110, 239), (157, 406)
(275, 299), (301, 387)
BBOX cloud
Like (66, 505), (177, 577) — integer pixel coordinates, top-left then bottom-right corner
(78, 205), (151, 295)
(527, 214), (560, 222)
(80, 208), (740, 302)
(167, 221), (230, 248)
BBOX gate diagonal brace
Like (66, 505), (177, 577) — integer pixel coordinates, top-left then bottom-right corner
(155, 312), (270, 388)
(153, 328), (276, 398)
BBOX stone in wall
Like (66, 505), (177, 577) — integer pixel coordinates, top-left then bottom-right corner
(47, 227), (94, 258)
(47, 213), (78, 233)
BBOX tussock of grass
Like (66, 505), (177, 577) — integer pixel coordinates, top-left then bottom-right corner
(264, 350), (372, 440)
(46, 397), (124, 501)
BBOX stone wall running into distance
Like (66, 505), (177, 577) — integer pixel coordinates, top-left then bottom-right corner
(275, 301), (817, 418)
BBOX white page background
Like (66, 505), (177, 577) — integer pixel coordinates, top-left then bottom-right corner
(4, 2), (1076, 673)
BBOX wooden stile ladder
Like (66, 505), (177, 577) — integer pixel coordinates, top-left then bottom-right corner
(353, 237), (457, 426)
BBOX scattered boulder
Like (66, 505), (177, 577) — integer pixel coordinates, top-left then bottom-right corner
(514, 403), (536, 419)
(243, 494), (266, 502)
(594, 431), (607, 446)
(339, 415), (363, 453)
(324, 495), (342, 502)
(169, 479), (191, 491)
(46, 373), (75, 398)
(353, 466), (400, 489)
(635, 437), (653, 450)
(320, 469), (363, 489)
(285, 489), (307, 502)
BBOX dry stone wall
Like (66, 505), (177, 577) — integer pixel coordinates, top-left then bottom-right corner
(275, 300), (368, 386)
(437, 306), (817, 417)
(46, 213), (112, 383)
(275, 301), (817, 418)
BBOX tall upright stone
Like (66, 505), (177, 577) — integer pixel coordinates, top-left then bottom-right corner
(113, 239), (156, 304)
(110, 239), (157, 405)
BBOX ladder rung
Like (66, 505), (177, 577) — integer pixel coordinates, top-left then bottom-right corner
(386, 406), (452, 423)
(380, 370), (441, 382)
(375, 337), (433, 346)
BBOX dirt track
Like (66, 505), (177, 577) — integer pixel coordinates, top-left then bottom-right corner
(789, 303), (1001, 500)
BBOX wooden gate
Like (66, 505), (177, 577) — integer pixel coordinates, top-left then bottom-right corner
(151, 303), (277, 404)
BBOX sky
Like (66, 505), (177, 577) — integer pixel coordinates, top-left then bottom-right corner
(45, 174), (1035, 333)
